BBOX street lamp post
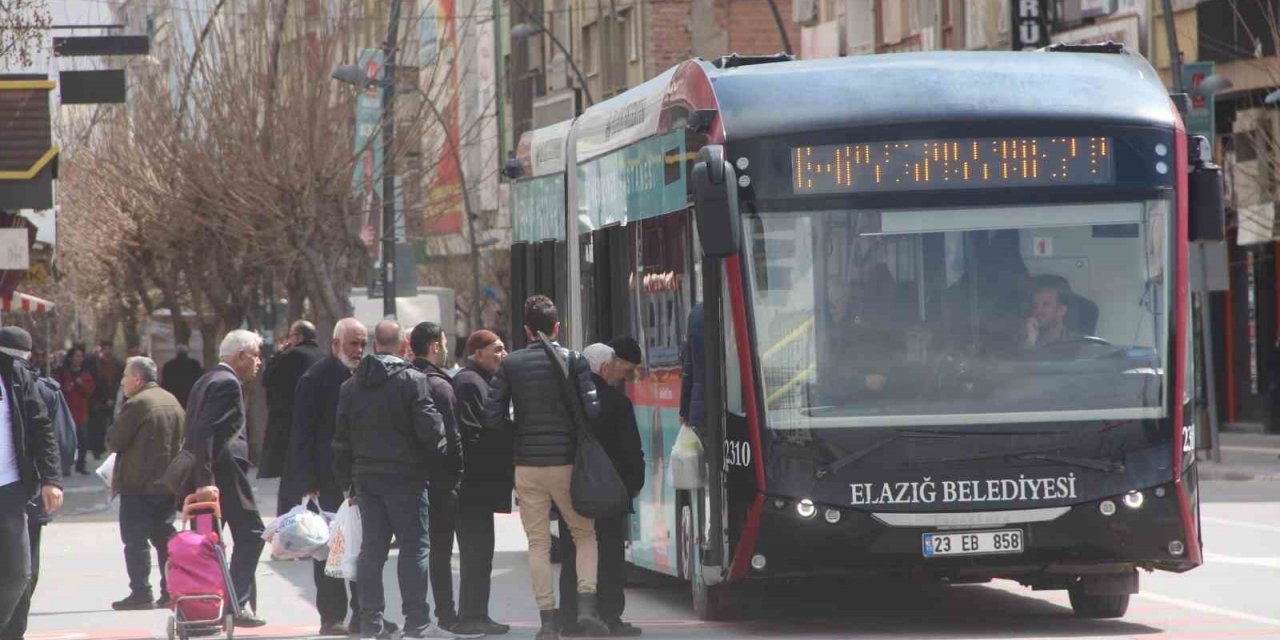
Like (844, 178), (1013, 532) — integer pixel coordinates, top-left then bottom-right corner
(508, 0), (594, 107)
(333, 0), (403, 319)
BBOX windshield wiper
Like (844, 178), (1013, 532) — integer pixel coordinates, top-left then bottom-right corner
(816, 430), (961, 477)
(1013, 453), (1125, 474)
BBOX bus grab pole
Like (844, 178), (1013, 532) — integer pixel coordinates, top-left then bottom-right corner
(702, 255), (726, 575)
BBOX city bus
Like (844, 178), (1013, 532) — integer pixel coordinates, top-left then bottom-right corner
(507, 46), (1224, 620)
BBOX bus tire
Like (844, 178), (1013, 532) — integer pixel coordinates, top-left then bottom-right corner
(680, 495), (737, 620)
(1068, 586), (1130, 619)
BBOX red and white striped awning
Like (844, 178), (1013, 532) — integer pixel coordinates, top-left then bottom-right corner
(1, 291), (53, 313)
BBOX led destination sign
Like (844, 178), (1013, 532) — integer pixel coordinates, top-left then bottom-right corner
(793, 136), (1113, 194)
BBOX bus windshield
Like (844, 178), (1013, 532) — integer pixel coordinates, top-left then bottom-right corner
(745, 200), (1172, 429)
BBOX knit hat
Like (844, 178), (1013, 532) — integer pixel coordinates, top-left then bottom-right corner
(465, 330), (501, 356)
(0, 326), (32, 360)
(608, 336), (642, 366)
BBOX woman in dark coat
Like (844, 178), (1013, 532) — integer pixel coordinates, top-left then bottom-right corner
(449, 330), (513, 637)
(55, 346), (96, 474)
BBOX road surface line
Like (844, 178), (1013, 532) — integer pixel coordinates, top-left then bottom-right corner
(1202, 515), (1280, 533)
(1137, 591), (1280, 627)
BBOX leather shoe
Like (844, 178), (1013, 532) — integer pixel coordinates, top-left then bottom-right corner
(233, 613), (267, 628)
(319, 621), (350, 636)
(608, 620), (642, 636)
(111, 592), (154, 611)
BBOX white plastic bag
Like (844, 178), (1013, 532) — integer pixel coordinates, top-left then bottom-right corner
(325, 500), (362, 579)
(670, 425), (705, 490)
(95, 453), (116, 489)
(263, 497), (331, 560)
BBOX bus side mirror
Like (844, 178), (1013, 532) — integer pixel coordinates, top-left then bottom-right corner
(1188, 134), (1226, 242)
(693, 145), (741, 258)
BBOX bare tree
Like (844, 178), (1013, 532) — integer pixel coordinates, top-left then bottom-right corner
(0, 0), (50, 69)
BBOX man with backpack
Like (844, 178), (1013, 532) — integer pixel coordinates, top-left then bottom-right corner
(482, 295), (609, 640)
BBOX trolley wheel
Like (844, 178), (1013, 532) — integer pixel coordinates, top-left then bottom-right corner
(680, 496), (737, 621)
(225, 614), (235, 640)
(1068, 585), (1130, 618)
(166, 615), (177, 640)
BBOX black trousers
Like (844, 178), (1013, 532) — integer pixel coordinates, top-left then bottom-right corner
(427, 483), (457, 623)
(356, 475), (431, 636)
(88, 405), (111, 456)
(74, 424), (88, 470)
(118, 494), (176, 598)
(456, 505), (496, 620)
(0, 484), (30, 634)
(313, 490), (359, 627)
(0, 505), (36, 640)
(558, 512), (628, 624)
(217, 462), (264, 612)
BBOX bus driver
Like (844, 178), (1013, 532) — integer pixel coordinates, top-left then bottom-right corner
(1022, 279), (1078, 349)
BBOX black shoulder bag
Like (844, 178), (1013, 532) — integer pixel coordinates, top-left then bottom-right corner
(537, 334), (629, 519)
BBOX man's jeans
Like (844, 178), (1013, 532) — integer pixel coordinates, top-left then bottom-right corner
(0, 483), (30, 633)
(118, 494), (177, 598)
(0, 515), (41, 640)
(514, 465), (597, 611)
(356, 475), (432, 636)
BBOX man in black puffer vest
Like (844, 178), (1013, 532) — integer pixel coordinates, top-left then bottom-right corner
(482, 295), (608, 640)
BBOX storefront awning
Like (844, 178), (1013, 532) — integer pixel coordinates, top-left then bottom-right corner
(2, 291), (54, 313)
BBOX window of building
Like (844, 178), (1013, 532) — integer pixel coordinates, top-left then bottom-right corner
(622, 8), (640, 61)
(583, 21), (599, 75)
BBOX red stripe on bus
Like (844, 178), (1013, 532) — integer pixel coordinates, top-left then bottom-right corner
(1172, 120), (1202, 566)
(725, 254), (766, 580)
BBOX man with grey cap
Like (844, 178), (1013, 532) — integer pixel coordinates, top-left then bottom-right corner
(0, 326), (61, 636)
(106, 356), (185, 611)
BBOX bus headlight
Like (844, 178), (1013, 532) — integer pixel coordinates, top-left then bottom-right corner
(751, 554), (767, 570)
(1168, 540), (1186, 556)
(796, 499), (817, 519)
(1099, 500), (1117, 516)
(1123, 491), (1145, 509)
(823, 508), (842, 524)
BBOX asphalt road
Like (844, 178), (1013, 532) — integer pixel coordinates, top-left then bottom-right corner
(19, 470), (1280, 640)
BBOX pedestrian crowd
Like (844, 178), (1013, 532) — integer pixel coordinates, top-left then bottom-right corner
(0, 292), (648, 640)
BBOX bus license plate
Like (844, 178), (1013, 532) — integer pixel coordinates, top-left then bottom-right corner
(922, 529), (1023, 557)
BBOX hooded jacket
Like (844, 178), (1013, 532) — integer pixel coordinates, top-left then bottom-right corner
(332, 354), (447, 491)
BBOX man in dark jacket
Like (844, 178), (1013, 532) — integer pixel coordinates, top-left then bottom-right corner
(0, 327), (61, 634)
(557, 339), (644, 637)
(450, 330), (511, 637)
(482, 295), (608, 640)
(107, 357), (184, 611)
(409, 322), (466, 632)
(260, 321), (324, 514)
(185, 330), (266, 627)
(290, 318), (367, 636)
(332, 321), (466, 639)
(161, 345), (203, 408)
(0, 328), (61, 640)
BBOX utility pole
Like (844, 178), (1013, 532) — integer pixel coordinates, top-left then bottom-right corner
(381, 0), (404, 319)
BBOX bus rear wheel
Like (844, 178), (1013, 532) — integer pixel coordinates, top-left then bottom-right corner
(1068, 585), (1130, 619)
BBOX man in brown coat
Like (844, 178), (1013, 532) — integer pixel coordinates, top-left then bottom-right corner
(107, 356), (184, 611)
